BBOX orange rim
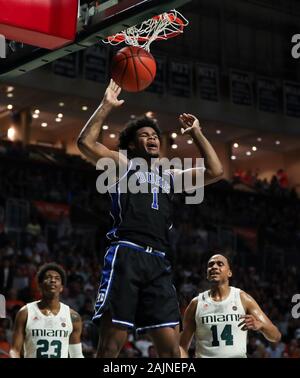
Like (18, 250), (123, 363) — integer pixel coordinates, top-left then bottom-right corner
(107, 13), (186, 43)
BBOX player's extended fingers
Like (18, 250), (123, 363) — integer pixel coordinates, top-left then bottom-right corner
(109, 78), (115, 89)
(182, 112), (193, 119)
(179, 116), (188, 129)
(181, 113), (191, 122)
(111, 79), (118, 91)
(116, 85), (122, 96)
(243, 323), (255, 331)
(244, 315), (255, 324)
(240, 315), (252, 321)
(243, 320), (256, 330)
(239, 315), (257, 329)
(180, 114), (194, 127)
(185, 113), (196, 121)
(184, 115), (196, 127)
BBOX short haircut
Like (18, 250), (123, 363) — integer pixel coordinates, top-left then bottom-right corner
(225, 256), (232, 270)
(37, 263), (67, 286)
(207, 254), (232, 270)
(118, 116), (162, 151)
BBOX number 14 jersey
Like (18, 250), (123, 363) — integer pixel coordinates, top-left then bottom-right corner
(195, 286), (247, 358)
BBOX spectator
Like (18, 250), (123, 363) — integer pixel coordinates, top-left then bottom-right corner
(266, 341), (285, 358)
(148, 345), (158, 358)
(277, 169), (289, 189)
(283, 338), (300, 358)
(135, 335), (154, 358)
(11, 267), (29, 293)
(5, 288), (25, 312)
(0, 257), (14, 295)
(25, 215), (42, 238)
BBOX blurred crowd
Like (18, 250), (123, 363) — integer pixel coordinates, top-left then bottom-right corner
(0, 141), (299, 358)
(232, 168), (296, 199)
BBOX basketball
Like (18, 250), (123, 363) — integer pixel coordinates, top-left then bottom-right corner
(111, 46), (156, 92)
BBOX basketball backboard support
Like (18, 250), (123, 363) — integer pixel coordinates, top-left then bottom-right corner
(0, 34), (5, 58)
(0, 0), (192, 80)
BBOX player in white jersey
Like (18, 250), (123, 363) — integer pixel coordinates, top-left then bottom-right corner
(179, 254), (281, 358)
(9, 263), (84, 358)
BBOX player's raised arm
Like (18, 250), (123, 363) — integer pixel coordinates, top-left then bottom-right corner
(9, 306), (27, 358)
(175, 113), (223, 188)
(77, 79), (126, 166)
(239, 291), (281, 343)
(179, 297), (198, 358)
(69, 309), (84, 358)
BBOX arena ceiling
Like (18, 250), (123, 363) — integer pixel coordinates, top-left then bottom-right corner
(0, 81), (300, 161)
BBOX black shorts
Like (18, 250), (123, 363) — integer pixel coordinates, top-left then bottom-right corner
(92, 240), (180, 333)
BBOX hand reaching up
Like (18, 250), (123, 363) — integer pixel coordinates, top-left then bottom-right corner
(103, 79), (125, 108)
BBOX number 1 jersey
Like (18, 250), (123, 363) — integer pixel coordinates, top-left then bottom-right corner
(107, 162), (175, 252)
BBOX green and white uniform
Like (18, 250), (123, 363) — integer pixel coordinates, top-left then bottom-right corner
(195, 287), (247, 358)
(24, 301), (73, 358)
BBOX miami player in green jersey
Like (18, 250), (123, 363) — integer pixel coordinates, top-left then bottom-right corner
(9, 263), (84, 358)
(180, 254), (281, 358)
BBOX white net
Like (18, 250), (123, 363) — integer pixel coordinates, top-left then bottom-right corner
(103, 10), (188, 52)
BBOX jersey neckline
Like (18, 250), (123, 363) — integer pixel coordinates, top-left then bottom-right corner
(205, 286), (234, 305)
(34, 300), (62, 318)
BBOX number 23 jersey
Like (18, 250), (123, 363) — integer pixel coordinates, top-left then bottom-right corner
(195, 286), (247, 358)
(24, 301), (73, 358)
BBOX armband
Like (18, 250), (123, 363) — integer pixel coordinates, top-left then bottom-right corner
(69, 343), (84, 358)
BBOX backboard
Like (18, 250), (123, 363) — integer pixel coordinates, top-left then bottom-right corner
(0, 0), (192, 80)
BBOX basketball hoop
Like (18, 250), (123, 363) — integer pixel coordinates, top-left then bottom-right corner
(103, 10), (189, 52)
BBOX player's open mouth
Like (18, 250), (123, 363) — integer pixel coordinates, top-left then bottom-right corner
(147, 143), (158, 150)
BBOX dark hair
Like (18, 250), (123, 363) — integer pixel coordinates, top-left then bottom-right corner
(207, 254), (232, 270)
(225, 256), (232, 270)
(118, 116), (161, 151)
(37, 263), (67, 286)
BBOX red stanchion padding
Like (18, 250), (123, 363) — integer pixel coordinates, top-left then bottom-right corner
(0, 0), (78, 49)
